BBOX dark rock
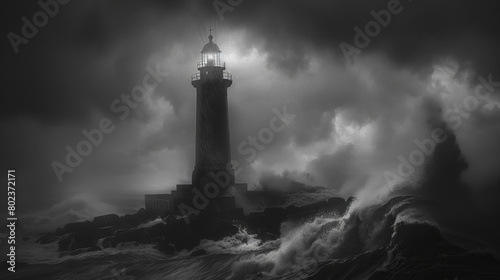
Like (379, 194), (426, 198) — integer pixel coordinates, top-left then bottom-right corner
(121, 208), (149, 226)
(137, 208), (148, 218)
(327, 197), (345, 205)
(164, 219), (187, 243)
(138, 222), (167, 242)
(58, 233), (74, 251)
(326, 197), (347, 214)
(54, 227), (64, 236)
(173, 230), (200, 251)
(71, 230), (98, 251)
(285, 205), (299, 215)
(300, 201), (328, 212)
(248, 212), (270, 219)
(190, 249), (207, 257)
(187, 211), (238, 241)
(61, 220), (97, 235)
(23, 236), (31, 241)
(390, 222), (445, 258)
(116, 241), (140, 249)
(97, 237), (114, 248)
(163, 214), (177, 224)
(121, 214), (134, 225)
(37, 232), (57, 244)
(223, 207), (245, 218)
(213, 223), (238, 240)
(114, 229), (140, 245)
(55, 220), (99, 251)
(264, 207), (286, 216)
(92, 214), (120, 228)
(157, 242), (175, 254)
(247, 211), (282, 239)
(147, 236), (165, 245)
(98, 226), (115, 238)
(163, 215), (200, 251)
(262, 231), (280, 241)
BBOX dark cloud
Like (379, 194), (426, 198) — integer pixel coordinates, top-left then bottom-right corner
(3, 0), (500, 122)
(1, 0), (193, 123)
(222, 0), (500, 80)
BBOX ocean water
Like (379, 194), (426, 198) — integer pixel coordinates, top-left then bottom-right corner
(2, 196), (500, 280)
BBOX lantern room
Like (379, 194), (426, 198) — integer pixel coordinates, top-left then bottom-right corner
(192, 31), (232, 83)
(199, 34), (222, 68)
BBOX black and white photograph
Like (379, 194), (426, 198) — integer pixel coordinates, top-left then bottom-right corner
(1, 0), (500, 279)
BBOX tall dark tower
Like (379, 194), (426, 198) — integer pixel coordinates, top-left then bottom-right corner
(144, 31), (247, 217)
(191, 32), (234, 191)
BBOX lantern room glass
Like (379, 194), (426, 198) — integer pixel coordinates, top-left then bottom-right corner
(202, 52), (220, 67)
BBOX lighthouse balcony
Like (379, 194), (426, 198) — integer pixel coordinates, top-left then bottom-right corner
(191, 71), (232, 82)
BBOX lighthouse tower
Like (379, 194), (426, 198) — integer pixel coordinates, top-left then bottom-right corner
(145, 31), (248, 217)
(190, 32), (234, 191)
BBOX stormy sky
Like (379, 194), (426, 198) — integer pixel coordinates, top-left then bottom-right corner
(1, 0), (500, 234)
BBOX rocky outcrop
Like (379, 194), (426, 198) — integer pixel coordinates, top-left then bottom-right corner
(97, 236), (114, 248)
(40, 197), (351, 257)
(36, 232), (58, 244)
(114, 229), (140, 245)
(52, 221), (100, 251)
(92, 214), (120, 228)
(187, 211), (239, 241)
(58, 233), (74, 251)
(122, 208), (149, 227)
(138, 223), (166, 241)
(98, 226), (114, 238)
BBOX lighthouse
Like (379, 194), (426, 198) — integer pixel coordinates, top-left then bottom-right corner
(191, 32), (235, 190)
(144, 31), (248, 216)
